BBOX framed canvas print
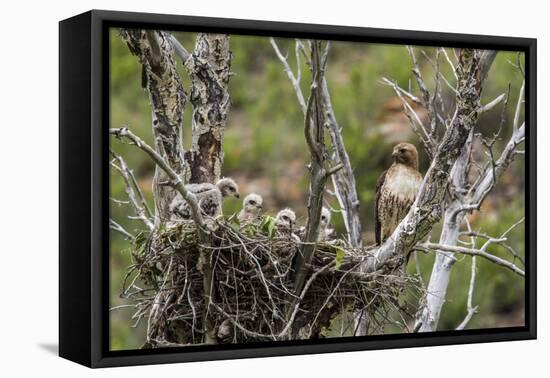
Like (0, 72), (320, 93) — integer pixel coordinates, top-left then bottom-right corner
(59, 10), (536, 368)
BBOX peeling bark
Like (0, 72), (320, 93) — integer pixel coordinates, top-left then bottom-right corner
(182, 34), (232, 343)
(121, 29), (187, 222)
(121, 31), (232, 345)
(185, 34), (232, 184)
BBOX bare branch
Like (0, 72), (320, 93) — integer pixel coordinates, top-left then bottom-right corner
(408, 48), (443, 141)
(442, 48), (458, 80)
(502, 217), (526, 238)
(381, 77), (434, 158)
(407, 46), (431, 106)
(270, 38), (307, 112)
(295, 41), (302, 85)
(110, 150), (154, 230)
(464, 122), (525, 213)
(167, 33), (191, 63)
(109, 219), (136, 241)
(416, 243), (524, 277)
(479, 50), (498, 82)
(460, 217), (526, 267)
(416, 49), (443, 137)
(320, 41), (331, 71)
(321, 77), (363, 246)
(455, 218), (478, 330)
(303, 85), (321, 163)
(516, 52), (525, 77)
(380, 77), (423, 104)
(110, 127), (205, 230)
(455, 255), (478, 330)
(272, 38), (363, 246)
(419, 49), (456, 116)
(296, 39), (312, 67)
(290, 40), (329, 312)
(325, 162), (344, 177)
(513, 80), (525, 132)
(480, 93), (506, 114)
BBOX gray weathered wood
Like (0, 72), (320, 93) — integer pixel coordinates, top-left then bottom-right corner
(121, 29), (187, 222)
(185, 34), (232, 184)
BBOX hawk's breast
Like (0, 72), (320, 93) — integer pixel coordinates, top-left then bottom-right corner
(383, 164), (422, 202)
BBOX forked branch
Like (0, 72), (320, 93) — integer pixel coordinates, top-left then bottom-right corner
(271, 38), (363, 247)
(110, 151), (154, 230)
(110, 127), (205, 231)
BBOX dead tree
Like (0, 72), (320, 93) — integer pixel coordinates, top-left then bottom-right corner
(270, 39), (362, 248)
(121, 30), (187, 222)
(110, 32), (526, 347)
(414, 52), (525, 332)
(184, 34), (231, 184)
(270, 38), (367, 335)
(381, 48), (525, 331)
(286, 41), (343, 322)
(116, 30), (231, 345)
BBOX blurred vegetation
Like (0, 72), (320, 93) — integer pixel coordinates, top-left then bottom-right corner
(109, 28), (525, 350)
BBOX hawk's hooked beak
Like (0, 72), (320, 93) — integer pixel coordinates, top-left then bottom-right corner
(392, 150), (399, 158)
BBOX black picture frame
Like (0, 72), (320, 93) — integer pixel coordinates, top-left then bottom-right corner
(59, 9), (537, 368)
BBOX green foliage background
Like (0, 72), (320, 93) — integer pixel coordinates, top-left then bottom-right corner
(109, 29), (526, 350)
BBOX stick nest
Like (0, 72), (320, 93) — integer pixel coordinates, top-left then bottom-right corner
(122, 218), (422, 347)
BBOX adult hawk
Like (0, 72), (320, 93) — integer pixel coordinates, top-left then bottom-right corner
(375, 142), (423, 246)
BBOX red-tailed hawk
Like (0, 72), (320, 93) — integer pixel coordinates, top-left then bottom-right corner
(318, 207), (336, 242)
(275, 208), (296, 237)
(375, 143), (423, 246)
(238, 193), (263, 226)
(170, 177), (239, 220)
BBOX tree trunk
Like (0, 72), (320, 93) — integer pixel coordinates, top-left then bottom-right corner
(185, 34), (232, 184)
(288, 41), (330, 327)
(121, 31), (232, 346)
(417, 203), (464, 331)
(416, 122), (525, 332)
(121, 29), (187, 222)
(183, 34), (232, 343)
(415, 128), (473, 331)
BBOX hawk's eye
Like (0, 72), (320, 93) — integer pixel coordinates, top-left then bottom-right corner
(282, 216), (289, 221)
(400, 148), (406, 153)
(249, 200), (256, 205)
(321, 216), (326, 221)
